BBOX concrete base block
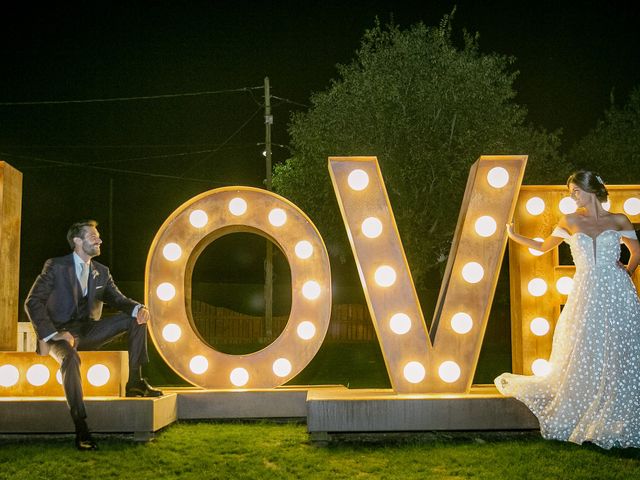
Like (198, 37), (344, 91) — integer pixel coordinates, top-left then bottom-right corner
(0, 394), (177, 438)
(173, 385), (346, 420)
(306, 385), (539, 433)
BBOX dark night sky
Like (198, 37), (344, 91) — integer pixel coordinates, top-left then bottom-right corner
(1, 1), (639, 306)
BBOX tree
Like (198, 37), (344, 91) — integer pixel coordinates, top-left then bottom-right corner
(273, 15), (567, 291)
(568, 86), (640, 183)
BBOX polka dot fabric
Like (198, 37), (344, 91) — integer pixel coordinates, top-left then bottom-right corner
(496, 229), (640, 449)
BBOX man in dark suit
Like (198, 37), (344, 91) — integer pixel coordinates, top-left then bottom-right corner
(25, 220), (162, 450)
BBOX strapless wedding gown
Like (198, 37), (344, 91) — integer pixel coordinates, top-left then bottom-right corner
(495, 228), (640, 449)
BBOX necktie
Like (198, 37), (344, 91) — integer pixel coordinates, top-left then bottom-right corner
(79, 263), (89, 296)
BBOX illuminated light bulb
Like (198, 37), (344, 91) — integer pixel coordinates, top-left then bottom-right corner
(361, 217), (383, 239)
(624, 197), (640, 216)
(450, 312), (473, 334)
(302, 281), (321, 300)
(156, 282), (176, 301)
(526, 197), (545, 216)
(389, 313), (411, 334)
(487, 167), (509, 188)
(189, 209), (208, 228)
(527, 278), (548, 296)
(162, 243), (182, 262)
(297, 321), (316, 340)
(87, 364), (110, 387)
(26, 364), (50, 387)
(295, 240), (313, 259)
(374, 265), (397, 287)
(438, 361), (461, 383)
(272, 358), (292, 377)
(474, 215), (497, 237)
(228, 197), (248, 216)
(403, 361), (426, 384)
(347, 169), (369, 191)
(462, 262), (484, 283)
(531, 358), (552, 377)
(190, 355), (209, 374)
(268, 208), (287, 227)
(56, 369), (62, 385)
(0, 364), (19, 387)
(530, 317), (550, 336)
(601, 200), (611, 211)
(162, 323), (182, 343)
(559, 197), (577, 214)
(230, 367), (249, 387)
(556, 276), (574, 295)
(528, 237), (544, 257)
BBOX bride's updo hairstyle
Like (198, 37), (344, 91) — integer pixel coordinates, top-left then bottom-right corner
(567, 170), (609, 202)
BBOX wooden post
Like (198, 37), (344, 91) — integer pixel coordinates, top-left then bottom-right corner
(0, 161), (22, 351)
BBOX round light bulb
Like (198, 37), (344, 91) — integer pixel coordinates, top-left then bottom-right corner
(374, 265), (397, 287)
(528, 237), (544, 256)
(462, 262), (484, 283)
(162, 243), (182, 262)
(450, 312), (473, 334)
(527, 278), (548, 296)
(189, 209), (208, 228)
(403, 361), (426, 384)
(361, 217), (383, 239)
(272, 358), (292, 377)
(156, 282), (176, 301)
(556, 276), (574, 295)
(389, 313), (411, 334)
(56, 369), (62, 385)
(487, 167), (509, 188)
(295, 240), (313, 259)
(162, 323), (182, 343)
(297, 321), (316, 340)
(0, 364), (19, 387)
(268, 208), (287, 227)
(228, 197), (248, 216)
(26, 364), (50, 387)
(438, 361), (461, 383)
(623, 197), (640, 216)
(190, 355), (209, 374)
(530, 317), (550, 336)
(87, 364), (110, 387)
(559, 197), (577, 214)
(230, 367), (249, 387)
(474, 215), (497, 237)
(302, 281), (321, 300)
(526, 197), (545, 216)
(601, 200), (611, 211)
(347, 169), (369, 191)
(531, 358), (551, 376)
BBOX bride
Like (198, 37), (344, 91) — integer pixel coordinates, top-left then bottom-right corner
(495, 170), (640, 449)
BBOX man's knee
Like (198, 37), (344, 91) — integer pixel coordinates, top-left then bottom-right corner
(51, 341), (81, 369)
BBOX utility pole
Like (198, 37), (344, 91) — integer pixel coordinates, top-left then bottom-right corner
(264, 77), (273, 341)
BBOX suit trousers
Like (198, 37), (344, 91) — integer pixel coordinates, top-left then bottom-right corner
(47, 313), (149, 420)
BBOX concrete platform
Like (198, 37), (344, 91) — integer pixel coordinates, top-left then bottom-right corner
(306, 385), (539, 436)
(0, 394), (177, 441)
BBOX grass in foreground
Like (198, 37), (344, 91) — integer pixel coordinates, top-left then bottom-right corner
(1, 422), (639, 480)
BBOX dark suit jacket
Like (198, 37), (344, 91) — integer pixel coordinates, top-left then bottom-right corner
(25, 253), (139, 354)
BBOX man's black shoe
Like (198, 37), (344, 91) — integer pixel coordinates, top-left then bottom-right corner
(125, 378), (163, 397)
(75, 433), (98, 451)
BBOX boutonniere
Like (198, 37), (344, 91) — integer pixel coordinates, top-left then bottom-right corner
(91, 270), (99, 280)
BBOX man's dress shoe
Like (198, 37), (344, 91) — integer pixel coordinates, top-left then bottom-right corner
(75, 432), (98, 451)
(125, 378), (163, 397)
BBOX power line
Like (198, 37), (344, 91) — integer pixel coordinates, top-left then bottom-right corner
(271, 95), (309, 108)
(0, 86), (263, 106)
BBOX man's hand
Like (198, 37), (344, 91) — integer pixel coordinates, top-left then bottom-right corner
(136, 306), (150, 325)
(52, 331), (75, 347)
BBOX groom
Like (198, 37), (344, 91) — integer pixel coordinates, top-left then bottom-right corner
(25, 220), (162, 450)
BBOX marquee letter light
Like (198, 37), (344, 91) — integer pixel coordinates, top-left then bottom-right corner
(329, 156), (527, 393)
(145, 187), (331, 389)
(509, 185), (640, 375)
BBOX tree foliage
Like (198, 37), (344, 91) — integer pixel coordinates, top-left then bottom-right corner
(567, 86), (640, 183)
(273, 15), (567, 290)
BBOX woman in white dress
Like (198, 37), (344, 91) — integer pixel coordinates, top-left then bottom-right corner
(495, 170), (640, 449)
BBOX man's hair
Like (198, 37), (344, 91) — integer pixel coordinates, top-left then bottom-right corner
(67, 220), (98, 249)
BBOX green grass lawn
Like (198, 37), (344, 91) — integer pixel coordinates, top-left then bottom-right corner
(1, 422), (639, 480)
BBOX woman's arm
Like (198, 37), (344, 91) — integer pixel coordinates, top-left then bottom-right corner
(506, 223), (564, 253)
(618, 214), (639, 275)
